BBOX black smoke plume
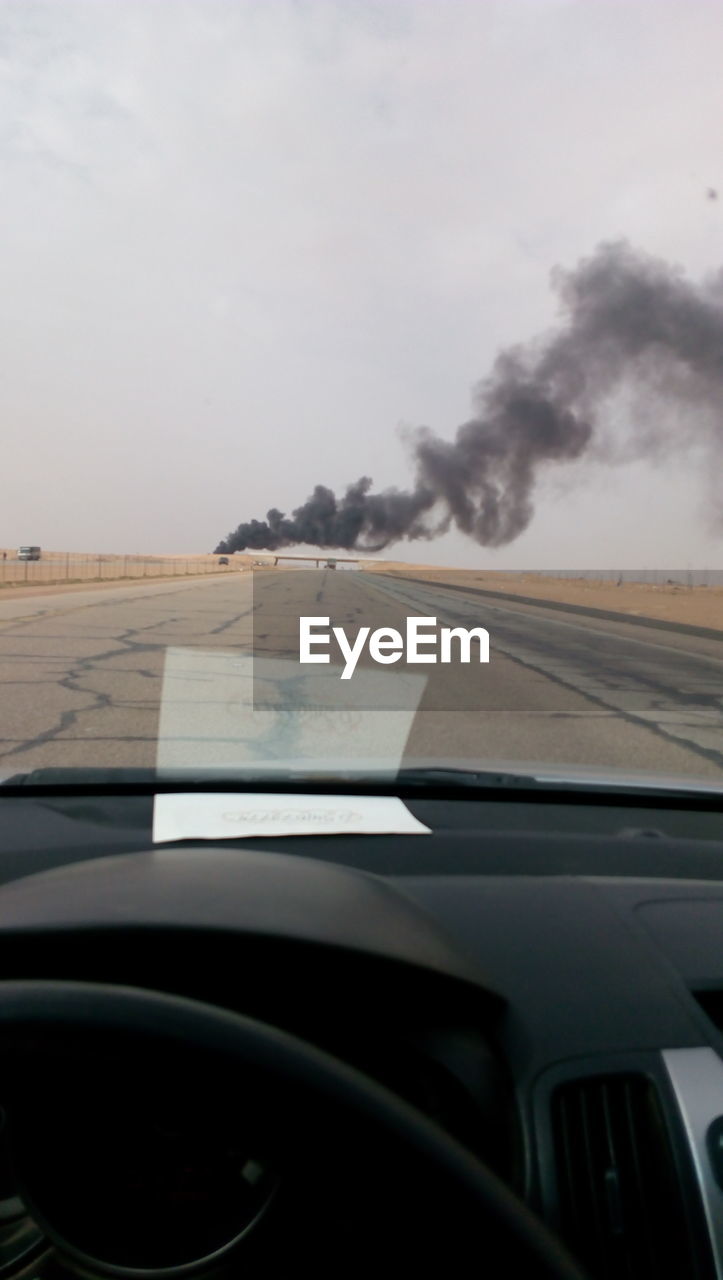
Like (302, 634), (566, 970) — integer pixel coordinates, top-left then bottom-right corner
(215, 240), (723, 555)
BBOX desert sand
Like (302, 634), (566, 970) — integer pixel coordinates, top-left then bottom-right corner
(368, 565), (723, 633)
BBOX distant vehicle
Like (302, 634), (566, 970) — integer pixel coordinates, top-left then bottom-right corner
(218, 556), (229, 565)
(17, 546), (41, 561)
(326, 558), (337, 569)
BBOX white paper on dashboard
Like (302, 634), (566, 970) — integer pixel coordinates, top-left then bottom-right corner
(152, 792), (432, 843)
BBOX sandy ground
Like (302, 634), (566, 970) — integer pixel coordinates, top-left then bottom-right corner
(369, 565), (723, 633)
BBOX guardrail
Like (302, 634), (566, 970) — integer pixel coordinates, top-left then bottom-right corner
(0, 553), (237, 587)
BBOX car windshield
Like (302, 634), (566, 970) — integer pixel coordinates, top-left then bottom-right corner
(2, 0), (723, 791)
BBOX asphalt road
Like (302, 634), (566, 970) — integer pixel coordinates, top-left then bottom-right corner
(0, 569), (722, 781)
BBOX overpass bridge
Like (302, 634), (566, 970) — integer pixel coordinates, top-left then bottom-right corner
(271, 553), (362, 567)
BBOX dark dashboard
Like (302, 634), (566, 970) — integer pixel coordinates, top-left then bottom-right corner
(0, 788), (722, 1279)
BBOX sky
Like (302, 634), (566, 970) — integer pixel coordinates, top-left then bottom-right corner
(1, 0), (722, 567)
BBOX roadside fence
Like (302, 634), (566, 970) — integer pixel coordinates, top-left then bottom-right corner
(519, 569), (723, 587)
(0, 552), (239, 587)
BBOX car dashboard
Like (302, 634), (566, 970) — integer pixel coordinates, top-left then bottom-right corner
(0, 788), (721, 1278)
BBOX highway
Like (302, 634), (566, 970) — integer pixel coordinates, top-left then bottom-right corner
(0, 569), (722, 781)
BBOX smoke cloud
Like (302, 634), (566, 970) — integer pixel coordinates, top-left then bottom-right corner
(215, 240), (723, 555)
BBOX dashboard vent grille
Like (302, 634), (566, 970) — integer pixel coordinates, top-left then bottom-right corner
(551, 1074), (690, 1279)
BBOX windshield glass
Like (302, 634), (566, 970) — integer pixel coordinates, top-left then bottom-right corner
(2, 1), (723, 788)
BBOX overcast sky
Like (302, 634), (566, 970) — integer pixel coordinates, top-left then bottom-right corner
(1, 0), (722, 566)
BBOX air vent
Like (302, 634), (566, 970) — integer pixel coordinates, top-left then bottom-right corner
(551, 1074), (690, 1279)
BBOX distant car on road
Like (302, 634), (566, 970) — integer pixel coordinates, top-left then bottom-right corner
(326, 558), (337, 569)
(17, 546), (41, 561)
(218, 556), (229, 565)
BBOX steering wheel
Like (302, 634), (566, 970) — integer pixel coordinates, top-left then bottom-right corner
(0, 981), (588, 1279)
